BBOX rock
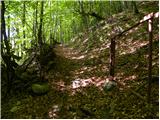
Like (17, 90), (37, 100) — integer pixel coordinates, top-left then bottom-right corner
(103, 80), (117, 92)
(31, 83), (49, 95)
(10, 106), (20, 113)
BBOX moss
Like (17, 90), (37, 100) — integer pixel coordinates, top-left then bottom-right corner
(31, 83), (49, 95)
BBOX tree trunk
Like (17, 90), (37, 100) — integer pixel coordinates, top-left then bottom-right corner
(124, 1), (128, 9)
(23, 1), (26, 39)
(38, 1), (44, 47)
(8, 16), (10, 41)
(21, 1), (26, 56)
(37, 1), (44, 81)
(1, 1), (15, 94)
(132, 1), (139, 14)
(53, 15), (58, 42)
(34, 1), (38, 46)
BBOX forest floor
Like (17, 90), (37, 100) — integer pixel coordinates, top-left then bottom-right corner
(2, 40), (158, 119)
(1, 2), (159, 118)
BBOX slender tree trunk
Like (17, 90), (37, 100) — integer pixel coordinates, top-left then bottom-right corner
(1, 1), (10, 54)
(38, 1), (44, 81)
(79, 1), (88, 31)
(23, 1), (26, 39)
(8, 16), (10, 42)
(1, 1), (15, 95)
(35, 2), (38, 45)
(53, 15), (58, 42)
(16, 26), (20, 56)
(22, 1), (26, 56)
(132, 1), (139, 14)
(124, 1), (128, 9)
(49, 1), (53, 45)
(60, 20), (63, 43)
(32, 1), (38, 46)
(38, 1), (44, 47)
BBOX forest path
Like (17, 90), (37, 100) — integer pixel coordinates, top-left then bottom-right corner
(54, 44), (82, 60)
(48, 43), (107, 94)
(46, 44), (109, 118)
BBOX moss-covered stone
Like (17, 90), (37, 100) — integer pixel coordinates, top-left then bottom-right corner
(103, 81), (117, 92)
(31, 83), (49, 95)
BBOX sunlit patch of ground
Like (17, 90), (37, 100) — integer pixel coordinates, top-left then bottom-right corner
(48, 105), (60, 118)
(70, 76), (107, 92)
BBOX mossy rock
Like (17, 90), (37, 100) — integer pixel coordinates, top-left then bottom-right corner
(31, 83), (49, 95)
(10, 106), (20, 113)
(103, 81), (117, 92)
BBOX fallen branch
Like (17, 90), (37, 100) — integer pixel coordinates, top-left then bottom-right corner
(116, 81), (145, 101)
(130, 89), (145, 101)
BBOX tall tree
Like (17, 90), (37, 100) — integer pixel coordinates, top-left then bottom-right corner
(38, 1), (44, 47)
(23, 1), (26, 39)
(37, 1), (44, 81)
(132, 1), (139, 14)
(32, 1), (38, 46)
(7, 1), (10, 41)
(1, 1), (15, 94)
(21, 1), (26, 56)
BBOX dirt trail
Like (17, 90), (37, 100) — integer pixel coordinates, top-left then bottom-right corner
(50, 44), (107, 94)
(47, 44), (108, 118)
(54, 44), (82, 59)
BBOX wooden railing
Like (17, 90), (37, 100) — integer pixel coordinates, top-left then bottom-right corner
(109, 12), (159, 103)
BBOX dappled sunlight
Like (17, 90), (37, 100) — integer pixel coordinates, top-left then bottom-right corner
(114, 72), (125, 81)
(102, 24), (110, 30)
(48, 105), (60, 119)
(73, 66), (97, 76)
(101, 42), (110, 49)
(123, 75), (137, 81)
(72, 64), (109, 77)
(54, 44), (86, 60)
(71, 55), (85, 60)
(134, 65), (139, 69)
(119, 40), (148, 55)
(82, 38), (89, 44)
(52, 80), (65, 91)
(116, 72), (125, 76)
(70, 76), (108, 94)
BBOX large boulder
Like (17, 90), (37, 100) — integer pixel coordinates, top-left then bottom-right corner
(31, 83), (49, 95)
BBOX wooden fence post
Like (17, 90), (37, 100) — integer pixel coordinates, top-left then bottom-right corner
(148, 14), (153, 103)
(109, 38), (115, 81)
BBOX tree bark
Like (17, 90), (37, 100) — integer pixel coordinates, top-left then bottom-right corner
(38, 1), (44, 47)
(1, 1), (15, 94)
(22, 1), (26, 56)
(23, 1), (26, 39)
(37, 1), (44, 81)
(34, 2), (38, 46)
(132, 1), (139, 14)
